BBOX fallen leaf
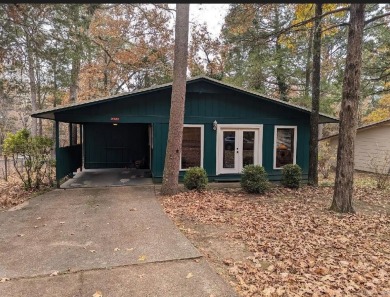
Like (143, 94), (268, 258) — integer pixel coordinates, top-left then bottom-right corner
(267, 265), (275, 272)
(138, 255), (147, 261)
(262, 287), (276, 296)
(50, 271), (59, 276)
(17, 234), (24, 237)
(92, 291), (102, 297)
(129, 208), (137, 211)
(0, 277), (10, 283)
(114, 248), (120, 252)
(186, 272), (193, 279)
(36, 217), (41, 220)
(89, 250), (96, 253)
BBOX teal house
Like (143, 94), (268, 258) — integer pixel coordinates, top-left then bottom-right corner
(31, 76), (337, 184)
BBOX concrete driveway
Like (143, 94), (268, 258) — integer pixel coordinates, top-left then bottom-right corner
(0, 186), (237, 297)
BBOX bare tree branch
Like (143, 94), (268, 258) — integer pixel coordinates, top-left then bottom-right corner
(275, 6), (350, 37)
(364, 11), (390, 25)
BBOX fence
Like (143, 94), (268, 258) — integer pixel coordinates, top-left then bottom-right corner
(0, 156), (25, 181)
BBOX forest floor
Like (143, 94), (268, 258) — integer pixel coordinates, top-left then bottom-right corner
(0, 176), (33, 209)
(0, 174), (53, 209)
(159, 172), (390, 297)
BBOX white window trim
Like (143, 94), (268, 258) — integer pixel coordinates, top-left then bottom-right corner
(216, 124), (263, 175)
(273, 125), (297, 170)
(180, 124), (204, 171)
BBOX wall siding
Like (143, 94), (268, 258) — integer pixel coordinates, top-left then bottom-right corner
(326, 124), (390, 173)
(54, 80), (311, 182)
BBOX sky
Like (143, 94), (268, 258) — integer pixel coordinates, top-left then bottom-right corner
(189, 4), (230, 37)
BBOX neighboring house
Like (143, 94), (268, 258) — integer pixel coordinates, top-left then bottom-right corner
(31, 76), (337, 184)
(320, 118), (390, 173)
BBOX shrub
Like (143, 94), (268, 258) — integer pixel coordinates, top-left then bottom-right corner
(183, 167), (208, 191)
(3, 129), (54, 190)
(281, 164), (302, 189)
(241, 165), (269, 194)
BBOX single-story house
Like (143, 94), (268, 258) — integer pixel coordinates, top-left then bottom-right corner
(31, 76), (338, 185)
(320, 118), (390, 173)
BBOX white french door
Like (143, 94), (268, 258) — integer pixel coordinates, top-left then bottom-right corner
(216, 125), (263, 174)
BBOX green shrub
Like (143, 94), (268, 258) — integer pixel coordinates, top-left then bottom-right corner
(3, 129), (54, 190)
(183, 167), (208, 191)
(240, 165), (269, 194)
(281, 164), (302, 189)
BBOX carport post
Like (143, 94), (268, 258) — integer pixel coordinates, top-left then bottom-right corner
(55, 120), (60, 188)
(79, 124), (83, 172)
(67, 122), (74, 178)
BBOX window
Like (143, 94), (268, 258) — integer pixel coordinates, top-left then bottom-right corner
(274, 126), (297, 169)
(180, 125), (204, 170)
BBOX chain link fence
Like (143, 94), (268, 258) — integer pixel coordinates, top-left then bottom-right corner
(0, 145), (25, 181)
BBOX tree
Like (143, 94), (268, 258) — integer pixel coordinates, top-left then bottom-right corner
(308, 3), (322, 186)
(189, 23), (224, 79)
(363, 90), (390, 123)
(161, 4), (190, 195)
(331, 4), (366, 213)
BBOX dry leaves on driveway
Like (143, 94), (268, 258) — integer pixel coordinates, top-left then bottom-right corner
(161, 187), (390, 297)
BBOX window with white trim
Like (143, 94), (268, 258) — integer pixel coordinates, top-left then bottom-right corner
(180, 125), (204, 170)
(274, 126), (297, 169)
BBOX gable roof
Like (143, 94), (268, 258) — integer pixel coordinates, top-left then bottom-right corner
(320, 118), (390, 141)
(31, 75), (338, 123)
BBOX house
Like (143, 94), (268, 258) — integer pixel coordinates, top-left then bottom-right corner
(31, 76), (338, 185)
(320, 118), (390, 173)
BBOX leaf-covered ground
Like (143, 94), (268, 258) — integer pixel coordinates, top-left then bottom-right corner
(0, 176), (31, 209)
(160, 180), (390, 296)
(0, 174), (52, 209)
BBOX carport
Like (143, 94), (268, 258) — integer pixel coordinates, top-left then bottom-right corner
(56, 121), (151, 188)
(31, 93), (155, 188)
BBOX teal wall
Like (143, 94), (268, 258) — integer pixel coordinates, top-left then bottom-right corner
(84, 123), (149, 169)
(56, 144), (82, 180)
(54, 80), (311, 181)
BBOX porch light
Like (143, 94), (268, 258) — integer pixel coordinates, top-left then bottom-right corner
(113, 123), (118, 126)
(213, 120), (218, 131)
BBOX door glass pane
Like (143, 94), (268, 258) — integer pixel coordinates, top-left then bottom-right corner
(242, 131), (255, 167)
(223, 131), (235, 168)
(181, 127), (201, 169)
(275, 128), (295, 168)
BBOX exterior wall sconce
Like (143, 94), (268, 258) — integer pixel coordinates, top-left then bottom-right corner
(213, 120), (218, 131)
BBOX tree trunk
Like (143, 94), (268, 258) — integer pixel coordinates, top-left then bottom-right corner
(331, 4), (365, 213)
(103, 52), (109, 93)
(308, 3), (322, 186)
(52, 61), (58, 158)
(160, 4), (190, 196)
(69, 50), (80, 145)
(26, 34), (38, 136)
(275, 37), (289, 102)
(304, 26), (314, 98)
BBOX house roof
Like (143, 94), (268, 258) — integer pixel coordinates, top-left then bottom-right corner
(320, 118), (390, 141)
(31, 75), (339, 123)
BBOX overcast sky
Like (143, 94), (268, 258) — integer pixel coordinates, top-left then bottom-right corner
(167, 4), (230, 37)
(189, 4), (230, 37)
